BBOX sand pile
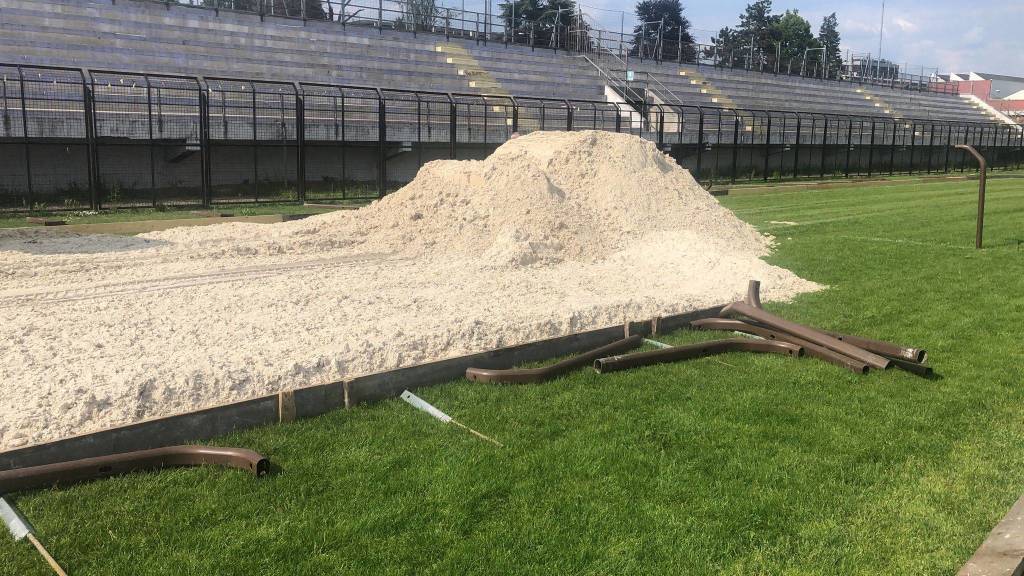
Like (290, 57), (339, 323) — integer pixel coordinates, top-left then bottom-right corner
(0, 131), (820, 451)
(147, 131), (770, 267)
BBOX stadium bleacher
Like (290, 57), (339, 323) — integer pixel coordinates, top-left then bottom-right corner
(0, 0), (1008, 125)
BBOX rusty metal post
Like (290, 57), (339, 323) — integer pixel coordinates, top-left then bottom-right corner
(955, 144), (987, 249)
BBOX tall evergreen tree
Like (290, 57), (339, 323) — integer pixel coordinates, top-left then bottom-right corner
(736, 0), (780, 65)
(499, 0), (576, 47)
(632, 0), (696, 60)
(818, 12), (843, 78)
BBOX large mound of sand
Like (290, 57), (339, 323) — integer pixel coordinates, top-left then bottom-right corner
(0, 131), (820, 451)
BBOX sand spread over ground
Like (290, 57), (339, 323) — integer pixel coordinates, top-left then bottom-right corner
(0, 131), (821, 451)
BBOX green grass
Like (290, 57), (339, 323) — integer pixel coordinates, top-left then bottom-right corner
(3, 179), (1024, 575)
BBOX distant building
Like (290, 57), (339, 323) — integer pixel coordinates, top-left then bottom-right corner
(937, 72), (1024, 123)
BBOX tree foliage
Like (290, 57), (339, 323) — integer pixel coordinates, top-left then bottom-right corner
(818, 12), (843, 77)
(774, 10), (817, 68)
(499, 0), (576, 47)
(632, 0), (695, 59)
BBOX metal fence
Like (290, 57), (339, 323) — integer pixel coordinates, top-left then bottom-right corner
(1, 62), (1022, 211)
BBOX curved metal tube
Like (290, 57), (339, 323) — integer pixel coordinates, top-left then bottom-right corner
(466, 335), (643, 383)
(592, 338), (802, 374)
(743, 279), (925, 363)
(721, 301), (892, 370)
(691, 318), (869, 374)
(0, 446), (269, 494)
(820, 330), (927, 364)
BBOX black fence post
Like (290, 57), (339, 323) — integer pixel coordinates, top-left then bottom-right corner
(820, 116), (828, 179)
(250, 81), (259, 202)
(731, 114), (739, 183)
(447, 93), (457, 159)
(377, 88), (386, 197)
(510, 96), (519, 133)
(145, 75), (156, 203)
(867, 119), (876, 177)
(792, 116), (801, 178)
(943, 124), (953, 174)
(564, 99), (573, 131)
(81, 68), (100, 210)
(294, 82), (306, 202)
(656, 105), (664, 147)
(889, 119), (897, 175)
(197, 76), (212, 207)
(15, 66), (33, 208)
(926, 123), (935, 174)
(844, 118), (852, 178)
(695, 108), (704, 182)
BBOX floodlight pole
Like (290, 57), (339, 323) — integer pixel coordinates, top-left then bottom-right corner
(955, 144), (987, 249)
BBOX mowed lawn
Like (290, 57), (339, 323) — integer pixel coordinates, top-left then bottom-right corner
(3, 178), (1024, 575)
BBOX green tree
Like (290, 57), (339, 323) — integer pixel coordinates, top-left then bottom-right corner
(736, 0), (780, 66)
(818, 12), (843, 78)
(632, 0), (696, 61)
(499, 0), (576, 48)
(773, 9), (817, 72)
(706, 26), (741, 66)
(205, 0), (326, 19)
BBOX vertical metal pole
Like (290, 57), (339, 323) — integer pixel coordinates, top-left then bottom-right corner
(867, 119), (876, 176)
(447, 94), (456, 159)
(294, 82), (305, 201)
(943, 124), (952, 173)
(731, 114), (739, 183)
(762, 114), (771, 181)
(889, 120), (897, 175)
(16, 66), (33, 207)
(511, 96), (518, 133)
(251, 82), (258, 201)
(844, 118), (853, 178)
(820, 117), (828, 178)
(909, 121), (916, 175)
(954, 144), (986, 249)
(695, 108), (704, 182)
(198, 77), (211, 207)
(377, 88), (386, 196)
(792, 116), (801, 178)
(146, 76), (156, 205)
(82, 69), (100, 210)
(926, 123), (935, 174)
(565, 99), (573, 131)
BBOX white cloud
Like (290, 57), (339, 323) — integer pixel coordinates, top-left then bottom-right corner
(892, 17), (917, 32)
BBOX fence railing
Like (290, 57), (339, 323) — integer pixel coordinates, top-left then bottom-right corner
(133, 0), (955, 95)
(1, 62), (1021, 211)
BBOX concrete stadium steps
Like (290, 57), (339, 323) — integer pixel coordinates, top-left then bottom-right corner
(0, 0), (1005, 129)
(0, 0), (609, 101)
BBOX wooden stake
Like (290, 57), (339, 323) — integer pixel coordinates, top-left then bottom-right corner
(27, 533), (68, 576)
(450, 419), (504, 448)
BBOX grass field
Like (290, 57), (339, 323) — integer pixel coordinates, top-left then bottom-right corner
(2, 178), (1024, 575)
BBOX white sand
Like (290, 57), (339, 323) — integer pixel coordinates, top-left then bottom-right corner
(0, 131), (821, 451)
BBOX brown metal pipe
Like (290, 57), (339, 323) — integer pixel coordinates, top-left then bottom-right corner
(465, 335), (643, 383)
(745, 279), (763, 308)
(820, 330), (927, 364)
(740, 279), (925, 364)
(691, 318), (870, 374)
(954, 144), (986, 249)
(592, 338), (802, 374)
(0, 446), (269, 494)
(720, 301), (892, 370)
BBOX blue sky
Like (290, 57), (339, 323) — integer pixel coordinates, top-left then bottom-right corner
(573, 0), (1023, 76)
